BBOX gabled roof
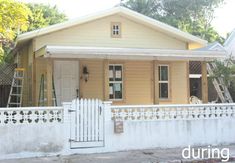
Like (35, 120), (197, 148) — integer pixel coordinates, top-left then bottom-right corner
(17, 6), (207, 45)
(224, 28), (235, 56)
(196, 42), (226, 51)
(224, 28), (235, 47)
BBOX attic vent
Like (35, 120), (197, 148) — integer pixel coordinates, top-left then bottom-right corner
(111, 22), (121, 38)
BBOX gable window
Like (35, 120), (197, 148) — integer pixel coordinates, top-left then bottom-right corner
(159, 65), (169, 99)
(109, 64), (123, 100)
(111, 22), (121, 38)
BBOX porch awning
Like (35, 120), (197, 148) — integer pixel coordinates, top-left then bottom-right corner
(35, 45), (226, 61)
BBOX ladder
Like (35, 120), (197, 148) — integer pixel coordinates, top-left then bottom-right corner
(38, 74), (57, 106)
(7, 68), (25, 107)
(207, 62), (233, 103)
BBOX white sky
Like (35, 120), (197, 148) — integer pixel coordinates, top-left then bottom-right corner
(18, 0), (235, 38)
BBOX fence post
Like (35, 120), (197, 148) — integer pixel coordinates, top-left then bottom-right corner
(62, 102), (72, 153)
(103, 101), (112, 148)
(103, 101), (112, 122)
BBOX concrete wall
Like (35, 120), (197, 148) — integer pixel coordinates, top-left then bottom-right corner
(0, 102), (235, 160)
(105, 119), (235, 151)
(0, 124), (64, 159)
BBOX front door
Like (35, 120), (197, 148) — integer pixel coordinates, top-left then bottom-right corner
(54, 61), (79, 106)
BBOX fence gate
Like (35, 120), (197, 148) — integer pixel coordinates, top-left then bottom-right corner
(69, 99), (105, 148)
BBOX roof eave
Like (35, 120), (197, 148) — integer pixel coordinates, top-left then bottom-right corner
(35, 46), (225, 61)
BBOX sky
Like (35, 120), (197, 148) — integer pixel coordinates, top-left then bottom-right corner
(18, 0), (235, 38)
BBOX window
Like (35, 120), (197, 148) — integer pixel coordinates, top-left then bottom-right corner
(111, 22), (121, 37)
(109, 64), (123, 100)
(159, 65), (169, 99)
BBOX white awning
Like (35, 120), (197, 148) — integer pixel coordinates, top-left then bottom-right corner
(35, 46), (226, 61)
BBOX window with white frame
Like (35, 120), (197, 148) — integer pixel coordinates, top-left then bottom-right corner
(109, 64), (123, 100)
(111, 22), (121, 37)
(158, 65), (169, 99)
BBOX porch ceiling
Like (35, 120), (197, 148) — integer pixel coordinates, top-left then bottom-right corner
(35, 45), (226, 61)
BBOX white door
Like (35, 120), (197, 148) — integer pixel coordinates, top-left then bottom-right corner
(54, 61), (79, 105)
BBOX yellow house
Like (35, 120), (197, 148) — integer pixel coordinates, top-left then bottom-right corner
(15, 6), (225, 106)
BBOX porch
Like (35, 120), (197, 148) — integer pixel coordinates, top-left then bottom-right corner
(32, 46), (226, 107)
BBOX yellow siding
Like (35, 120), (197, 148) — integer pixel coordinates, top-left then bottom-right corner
(35, 15), (187, 51)
(188, 43), (204, 50)
(79, 60), (104, 100)
(48, 59), (188, 105)
(159, 61), (188, 104)
(124, 61), (153, 105)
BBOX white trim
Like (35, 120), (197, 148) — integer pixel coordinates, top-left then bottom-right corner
(17, 6), (207, 45)
(224, 29), (235, 47)
(158, 65), (170, 100)
(189, 74), (210, 78)
(36, 46), (226, 61)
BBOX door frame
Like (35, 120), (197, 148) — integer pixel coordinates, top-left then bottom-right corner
(53, 59), (79, 105)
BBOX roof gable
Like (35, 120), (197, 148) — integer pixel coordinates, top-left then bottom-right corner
(17, 6), (207, 45)
(224, 28), (235, 56)
(196, 42), (226, 51)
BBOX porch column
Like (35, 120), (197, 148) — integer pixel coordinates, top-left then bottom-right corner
(154, 60), (159, 104)
(103, 59), (109, 101)
(32, 57), (36, 106)
(46, 59), (53, 106)
(201, 61), (208, 103)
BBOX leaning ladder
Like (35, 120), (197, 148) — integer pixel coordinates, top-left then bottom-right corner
(38, 74), (57, 106)
(7, 68), (25, 107)
(207, 62), (233, 103)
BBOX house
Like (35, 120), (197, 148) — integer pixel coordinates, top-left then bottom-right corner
(224, 28), (235, 58)
(15, 6), (225, 107)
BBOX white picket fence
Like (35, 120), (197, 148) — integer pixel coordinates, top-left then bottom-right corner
(69, 99), (105, 148)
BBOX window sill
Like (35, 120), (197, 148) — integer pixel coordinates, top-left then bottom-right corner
(159, 98), (172, 102)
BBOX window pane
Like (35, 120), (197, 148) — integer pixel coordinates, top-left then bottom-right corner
(109, 66), (114, 81)
(112, 24), (120, 36)
(159, 83), (168, 98)
(114, 83), (122, 99)
(160, 66), (168, 81)
(109, 83), (114, 99)
(114, 66), (122, 81)
(161, 66), (168, 81)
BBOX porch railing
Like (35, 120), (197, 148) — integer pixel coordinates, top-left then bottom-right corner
(111, 103), (235, 121)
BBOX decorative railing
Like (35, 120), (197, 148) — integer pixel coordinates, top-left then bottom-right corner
(0, 107), (63, 125)
(111, 103), (235, 121)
